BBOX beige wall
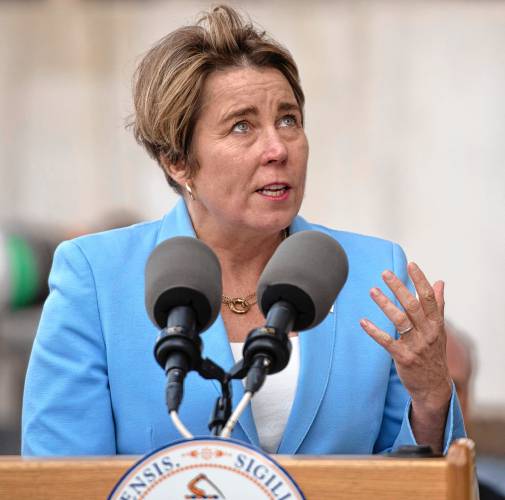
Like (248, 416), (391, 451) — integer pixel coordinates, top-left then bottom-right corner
(1, 0), (504, 410)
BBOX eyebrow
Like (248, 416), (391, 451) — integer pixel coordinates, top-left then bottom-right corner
(220, 101), (301, 124)
(220, 106), (258, 124)
(278, 101), (300, 114)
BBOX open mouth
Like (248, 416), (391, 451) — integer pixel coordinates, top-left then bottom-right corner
(256, 183), (291, 198)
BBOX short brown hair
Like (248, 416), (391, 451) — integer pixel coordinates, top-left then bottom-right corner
(130, 5), (305, 193)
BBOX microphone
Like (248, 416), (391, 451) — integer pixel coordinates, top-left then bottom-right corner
(145, 236), (222, 412)
(258, 230), (349, 331)
(243, 230), (348, 392)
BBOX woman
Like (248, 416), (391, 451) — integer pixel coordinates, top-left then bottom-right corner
(22, 5), (464, 456)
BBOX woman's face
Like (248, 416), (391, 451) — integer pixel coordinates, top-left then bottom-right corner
(184, 66), (308, 236)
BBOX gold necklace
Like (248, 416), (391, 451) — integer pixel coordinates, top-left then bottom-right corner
(222, 292), (257, 314)
(221, 229), (288, 315)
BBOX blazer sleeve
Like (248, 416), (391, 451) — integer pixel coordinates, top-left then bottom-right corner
(373, 243), (466, 454)
(22, 240), (116, 456)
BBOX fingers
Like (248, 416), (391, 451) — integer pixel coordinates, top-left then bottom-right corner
(359, 319), (397, 355)
(363, 264), (445, 348)
(382, 264), (443, 330)
(382, 269), (425, 327)
(433, 280), (445, 316)
(407, 262), (441, 322)
(370, 287), (413, 337)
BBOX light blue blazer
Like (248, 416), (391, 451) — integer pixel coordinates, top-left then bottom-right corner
(22, 199), (465, 456)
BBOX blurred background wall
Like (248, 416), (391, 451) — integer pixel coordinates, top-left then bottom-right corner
(0, 0), (503, 477)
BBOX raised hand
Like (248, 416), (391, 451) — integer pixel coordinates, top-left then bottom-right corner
(360, 262), (453, 452)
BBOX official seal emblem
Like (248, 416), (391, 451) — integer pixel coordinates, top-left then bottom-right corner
(109, 437), (305, 499)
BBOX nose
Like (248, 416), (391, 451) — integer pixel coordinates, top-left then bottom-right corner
(260, 128), (288, 166)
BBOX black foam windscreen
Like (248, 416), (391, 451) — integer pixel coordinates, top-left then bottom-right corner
(257, 230), (349, 331)
(145, 237), (222, 333)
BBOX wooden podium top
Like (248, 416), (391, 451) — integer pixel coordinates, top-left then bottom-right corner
(0, 438), (475, 499)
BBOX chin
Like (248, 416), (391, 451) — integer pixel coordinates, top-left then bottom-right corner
(249, 211), (298, 234)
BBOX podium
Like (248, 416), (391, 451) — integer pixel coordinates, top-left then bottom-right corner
(0, 438), (476, 499)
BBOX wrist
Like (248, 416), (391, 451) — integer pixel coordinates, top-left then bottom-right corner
(411, 377), (452, 417)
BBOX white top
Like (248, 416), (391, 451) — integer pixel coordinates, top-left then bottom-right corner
(230, 336), (300, 453)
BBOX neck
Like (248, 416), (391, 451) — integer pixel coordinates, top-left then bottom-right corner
(186, 202), (288, 296)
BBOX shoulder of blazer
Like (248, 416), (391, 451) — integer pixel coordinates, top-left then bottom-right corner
(66, 219), (163, 264)
(301, 220), (401, 256)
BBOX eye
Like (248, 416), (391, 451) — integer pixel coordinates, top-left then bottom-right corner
(232, 121), (250, 133)
(278, 114), (298, 128)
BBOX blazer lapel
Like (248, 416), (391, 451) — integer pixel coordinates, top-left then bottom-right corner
(276, 311), (336, 454)
(155, 199), (260, 446)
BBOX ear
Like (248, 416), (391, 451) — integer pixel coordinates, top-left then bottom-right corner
(159, 154), (189, 188)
